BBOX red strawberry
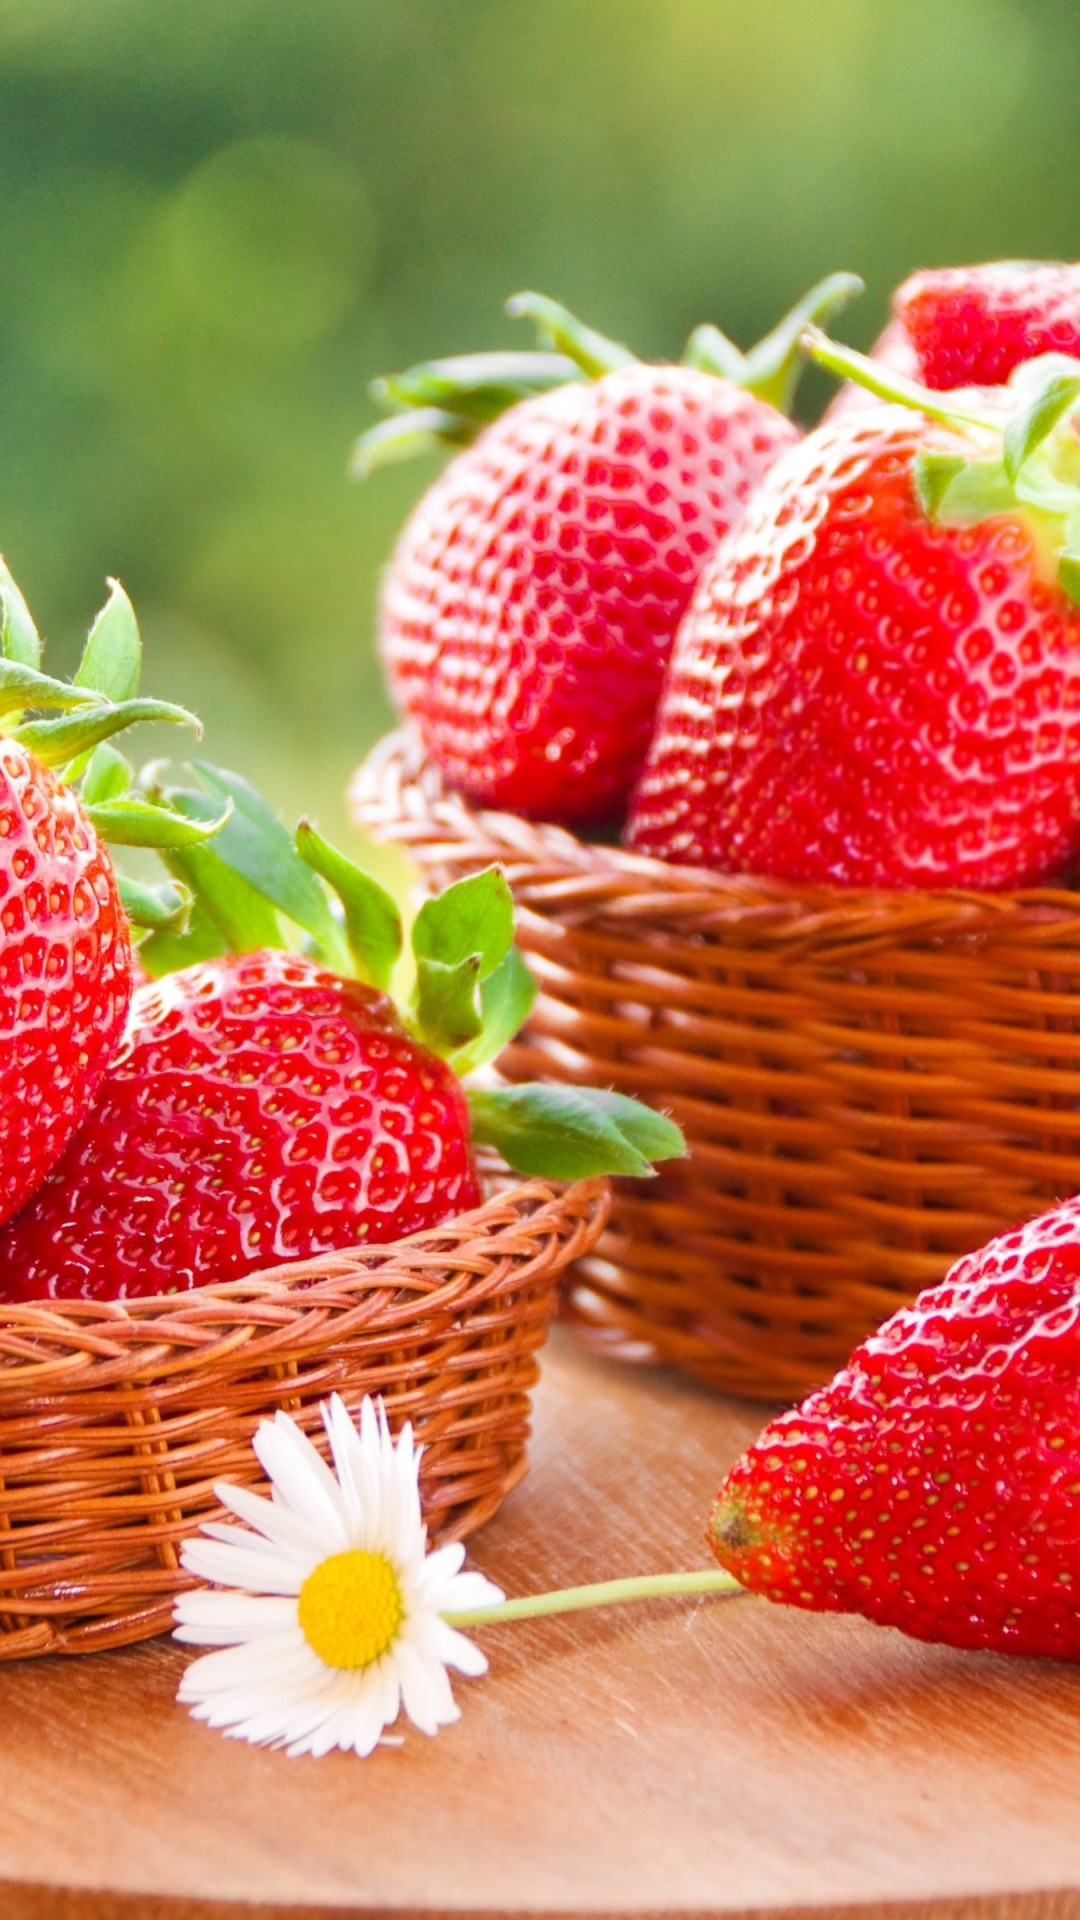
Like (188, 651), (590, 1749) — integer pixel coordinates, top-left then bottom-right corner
(0, 739), (132, 1225)
(628, 344), (1080, 890)
(0, 570), (204, 1227)
(0, 949), (481, 1300)
(708, 1193), (1080, 1661)
(0, 779), (685, 1300)
(356, 280), (860, 824)
(894, 261), (1080, 392)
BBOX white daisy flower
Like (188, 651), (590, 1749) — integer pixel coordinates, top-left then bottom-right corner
(174, 1395), (504, 1759)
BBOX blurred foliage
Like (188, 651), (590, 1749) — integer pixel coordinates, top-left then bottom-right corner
(0, 0), (1072, 839)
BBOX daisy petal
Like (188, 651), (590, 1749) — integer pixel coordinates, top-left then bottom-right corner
(415, 1540), (466, 1589)
(214, 1479), (331, 1562)
(407, 1611), (489, 1678)
(173, 1592), (297, 1644)
(433, 1567), (506, 1613)
(178, 1634), (324, 1699)
(253, 1412), (350, 1544)
(180, 1538), (304, 1596)
(395, 1635), (460, 1736)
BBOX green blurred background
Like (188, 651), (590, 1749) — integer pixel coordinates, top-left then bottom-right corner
(0, 0), (1068, 841)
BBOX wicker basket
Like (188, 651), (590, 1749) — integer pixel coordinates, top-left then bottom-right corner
(351, 729), (1080, 1403)
(0, 1174), (608, 1660)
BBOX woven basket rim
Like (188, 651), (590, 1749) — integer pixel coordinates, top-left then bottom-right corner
(351, 727), (1080, 935)
(0, 1176), (607, 1358)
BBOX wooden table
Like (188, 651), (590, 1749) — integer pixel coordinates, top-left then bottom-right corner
(3, 1329), (1080, 1920)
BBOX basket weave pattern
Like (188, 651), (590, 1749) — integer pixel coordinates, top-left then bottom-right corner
(0, 1175), (607, 1660)
(351, 729), (1080, 1401)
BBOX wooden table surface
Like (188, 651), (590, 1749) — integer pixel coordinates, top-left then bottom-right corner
(3, 1329), (1080, 1920)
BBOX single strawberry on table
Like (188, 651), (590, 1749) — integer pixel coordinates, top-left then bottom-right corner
(628, 333), (1080, 890)
(354, 276), (861, 825)
(0, 565), (217, 1229)
(708, 1193), (1080, 1661)
(0, 763), (683, 1300)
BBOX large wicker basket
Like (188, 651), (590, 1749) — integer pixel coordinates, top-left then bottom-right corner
(0, 1174), (608, 1660)
(351, 729), (1080, 1403)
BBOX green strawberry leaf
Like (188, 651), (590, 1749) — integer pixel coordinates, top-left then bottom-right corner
(414, 952), (484, 1054)
(187, 763), (347, 968)
(351, 407), (477, 481)
(0, 659), (98, 720)
(137, 893), (233, 973)
(18, 696), (199, 768)
(85, 793), (232, 850)
(682, 323), (747, 380)
(160, 815), (284, 954)
(914, 450), (966, 520)
(450, 946), (537, 1075)
(296, 819), (403, 990)
(1013, 449), (1080, 516)
(1060, 554), (1080, 607)
(116, 874), (192, 935)
(467, 1082), (686, 1180)
(411, 866), (515, 980)
(914, 450), (1013, 526)
(1003, 361), (1080, 482)
(572, 1088), (687, 1164)
(80, 742), (132, 805)
(0, 559), (41, 669)
(74, 579), (142, 703)
(372, 351), (581, 423)
(737, 270), (865, 414)
(411, 868), (524, 1059)
(506, 291), (637, 377)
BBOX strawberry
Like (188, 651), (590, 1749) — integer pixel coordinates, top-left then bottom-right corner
(0, 566), (210, 1228)
(0, 766), (684, 1299)
(0, 949), (481, 1300)
(354, 279), (861, 824)
(894, 261), (1080, 393)
(708, 1193), (1080, 1661)
(627, 338), (1080, 890)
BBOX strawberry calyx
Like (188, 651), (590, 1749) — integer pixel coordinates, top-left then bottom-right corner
(0, 564), (226, 931)
(802, 325), (1080, 607)
(351, 274), (864, 478)
(137, 759), (686, 1183)
(682, 271), (864, 413)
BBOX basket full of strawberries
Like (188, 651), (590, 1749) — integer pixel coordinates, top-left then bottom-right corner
(0, 573), (683, 1659)
(350, 261), (1080, 1402)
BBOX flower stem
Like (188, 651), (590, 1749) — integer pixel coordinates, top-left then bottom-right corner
(443, 1568), (743, 1628)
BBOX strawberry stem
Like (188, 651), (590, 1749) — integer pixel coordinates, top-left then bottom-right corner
(737, 271), (865, 413)
(443, 1568), (743, 1628)
(800, 323), (1002, 433)
(505, 291), (637, 376)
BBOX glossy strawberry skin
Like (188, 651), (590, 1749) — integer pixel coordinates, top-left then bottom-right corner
(709, 1196), (1080, 1660)
(627, 406), (1080, 890)
(0, 738), (131, 1227)
(380, 367), (798, 825)
(0, 949), (480, 1301)
(895, 262), (1080, 392)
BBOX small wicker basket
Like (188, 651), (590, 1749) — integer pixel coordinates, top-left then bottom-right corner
(351, 729), (1080, 1403)
(0, 1174), (608, 1660)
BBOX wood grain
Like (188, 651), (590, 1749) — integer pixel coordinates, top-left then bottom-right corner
(2, 1331), (1080, 1919)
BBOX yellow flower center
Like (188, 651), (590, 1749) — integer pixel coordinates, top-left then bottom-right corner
(297, 1549), (404, 1670)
